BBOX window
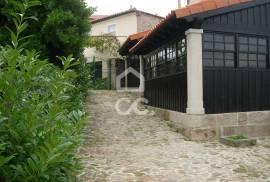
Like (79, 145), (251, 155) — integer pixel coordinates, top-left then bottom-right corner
(177, 38), (186, 57)
(107, 24), (116, 35)
(203, 32), (235, 67)
(157, 49), (166, 64)
(144, 38), (187, 80)
(238, 35), (268, 68)
(203, 51), (214, 67)
(150, 54), (157, 78)
(145, 57), (152, 80)
(177, 38), (187, 67)
(146, 58), (151, 68)
(167, 44), (176, 61)
(150, 54), (157, 68)
(203, 32), (268, 69)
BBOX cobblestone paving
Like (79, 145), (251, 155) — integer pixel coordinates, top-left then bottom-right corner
(78, 90), (270, 182)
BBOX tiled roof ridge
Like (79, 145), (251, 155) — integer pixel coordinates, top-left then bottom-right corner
(129, 30), (151, 41)
(175, 0), (252, 18)
(118, 29), (151, 55)
(91, 8), (164, 24)
(129, 0), (253, 53)
(129, 11), (176, 52)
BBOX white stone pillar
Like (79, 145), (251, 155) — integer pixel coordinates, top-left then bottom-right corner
(139, 55), (145, 93)
(124, 58), (128, 90)
(185, 28), (205, 115)
(110, 59), (116, 90)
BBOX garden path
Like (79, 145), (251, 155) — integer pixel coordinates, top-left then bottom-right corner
(78, 90), (270, 182)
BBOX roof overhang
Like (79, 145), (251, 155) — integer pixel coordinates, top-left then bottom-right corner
(126, 0), (259, 55)
(118, 30), (150, 56)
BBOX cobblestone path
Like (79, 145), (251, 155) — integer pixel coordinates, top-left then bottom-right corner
(78, 90), (270, 182)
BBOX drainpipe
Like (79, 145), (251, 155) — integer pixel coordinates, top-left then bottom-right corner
(178, 0), (181, 8)
(124, 57), (128, 90)
(139, 55), (145, 94)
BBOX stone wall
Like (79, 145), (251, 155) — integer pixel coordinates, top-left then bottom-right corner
(147, 105), (270, 141)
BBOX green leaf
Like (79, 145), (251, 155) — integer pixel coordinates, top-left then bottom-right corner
(18, 22), (28, 35)
(25, 16), (38, 21)
(12, 19), (19, 29)
(27, 1), (41, 8)
(11, 33), (18, 48)
(5, 26), (18, 48)
(18, 41), (30, 50)
(18, 35), (34, 43)
(0, 117), (8, 123)
(0, 155), (15, 167)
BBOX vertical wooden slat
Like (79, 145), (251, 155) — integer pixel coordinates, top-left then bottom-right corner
(203, 68), (270, 114)
(144, 73), (187, 113)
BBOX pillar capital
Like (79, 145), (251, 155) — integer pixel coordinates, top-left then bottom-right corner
(185, 28), (203, 35)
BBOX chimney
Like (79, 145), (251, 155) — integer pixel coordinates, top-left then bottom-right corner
(178, 0), (181, 8)
(187, 0), (199, 5)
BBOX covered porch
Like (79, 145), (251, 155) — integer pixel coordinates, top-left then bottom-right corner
(118, 0), (270, 140)
(119, 10), (205, 115)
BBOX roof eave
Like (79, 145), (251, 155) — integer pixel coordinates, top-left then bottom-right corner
(118, 30), (151, 56)
(183, 0), (266, 22)
(129, 0), (263, 55)
(91, 9), (163, 24)
(129, 11), (176, 54)
(118, 38), (132, 56)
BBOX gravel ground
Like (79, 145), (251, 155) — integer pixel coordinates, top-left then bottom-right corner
(78, 90), (270, 182)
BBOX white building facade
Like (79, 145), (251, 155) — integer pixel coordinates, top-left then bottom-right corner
(84, 9), (163, 78)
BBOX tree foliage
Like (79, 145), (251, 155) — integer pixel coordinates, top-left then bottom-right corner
(0, 0), (95, 63)
(87, 34), (121, 57)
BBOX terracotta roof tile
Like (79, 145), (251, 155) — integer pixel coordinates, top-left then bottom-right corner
(130, 0), (253, 53)
(90, 15), (108, 22)
(201, 1), (218, 11)
(175, 0), (252, 18)
(118, 30), (152, 55)
(229, 0), (241, 4)
(215, 1), (229, 8)
(189, 3), (205, 14)
(176, 7), (191, 17)
(128, 12), (175, 52)
(129, 30), (150, 41)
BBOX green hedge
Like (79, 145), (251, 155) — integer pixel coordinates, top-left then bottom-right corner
(0, 1), (90, 181)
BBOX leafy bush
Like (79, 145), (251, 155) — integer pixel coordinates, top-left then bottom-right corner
(42, 9), (84, 61)
(76, 59), (92, 93)
(87, 62), (109, 90)
(0, 1), (89, 181)
(90, 78), (109, 90)
(0, 0), (94, 62)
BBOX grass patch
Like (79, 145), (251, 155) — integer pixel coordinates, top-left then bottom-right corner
(176, 128), (184, 134)
(226, 135), (248, 140)
(233, 165), (248, 173)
